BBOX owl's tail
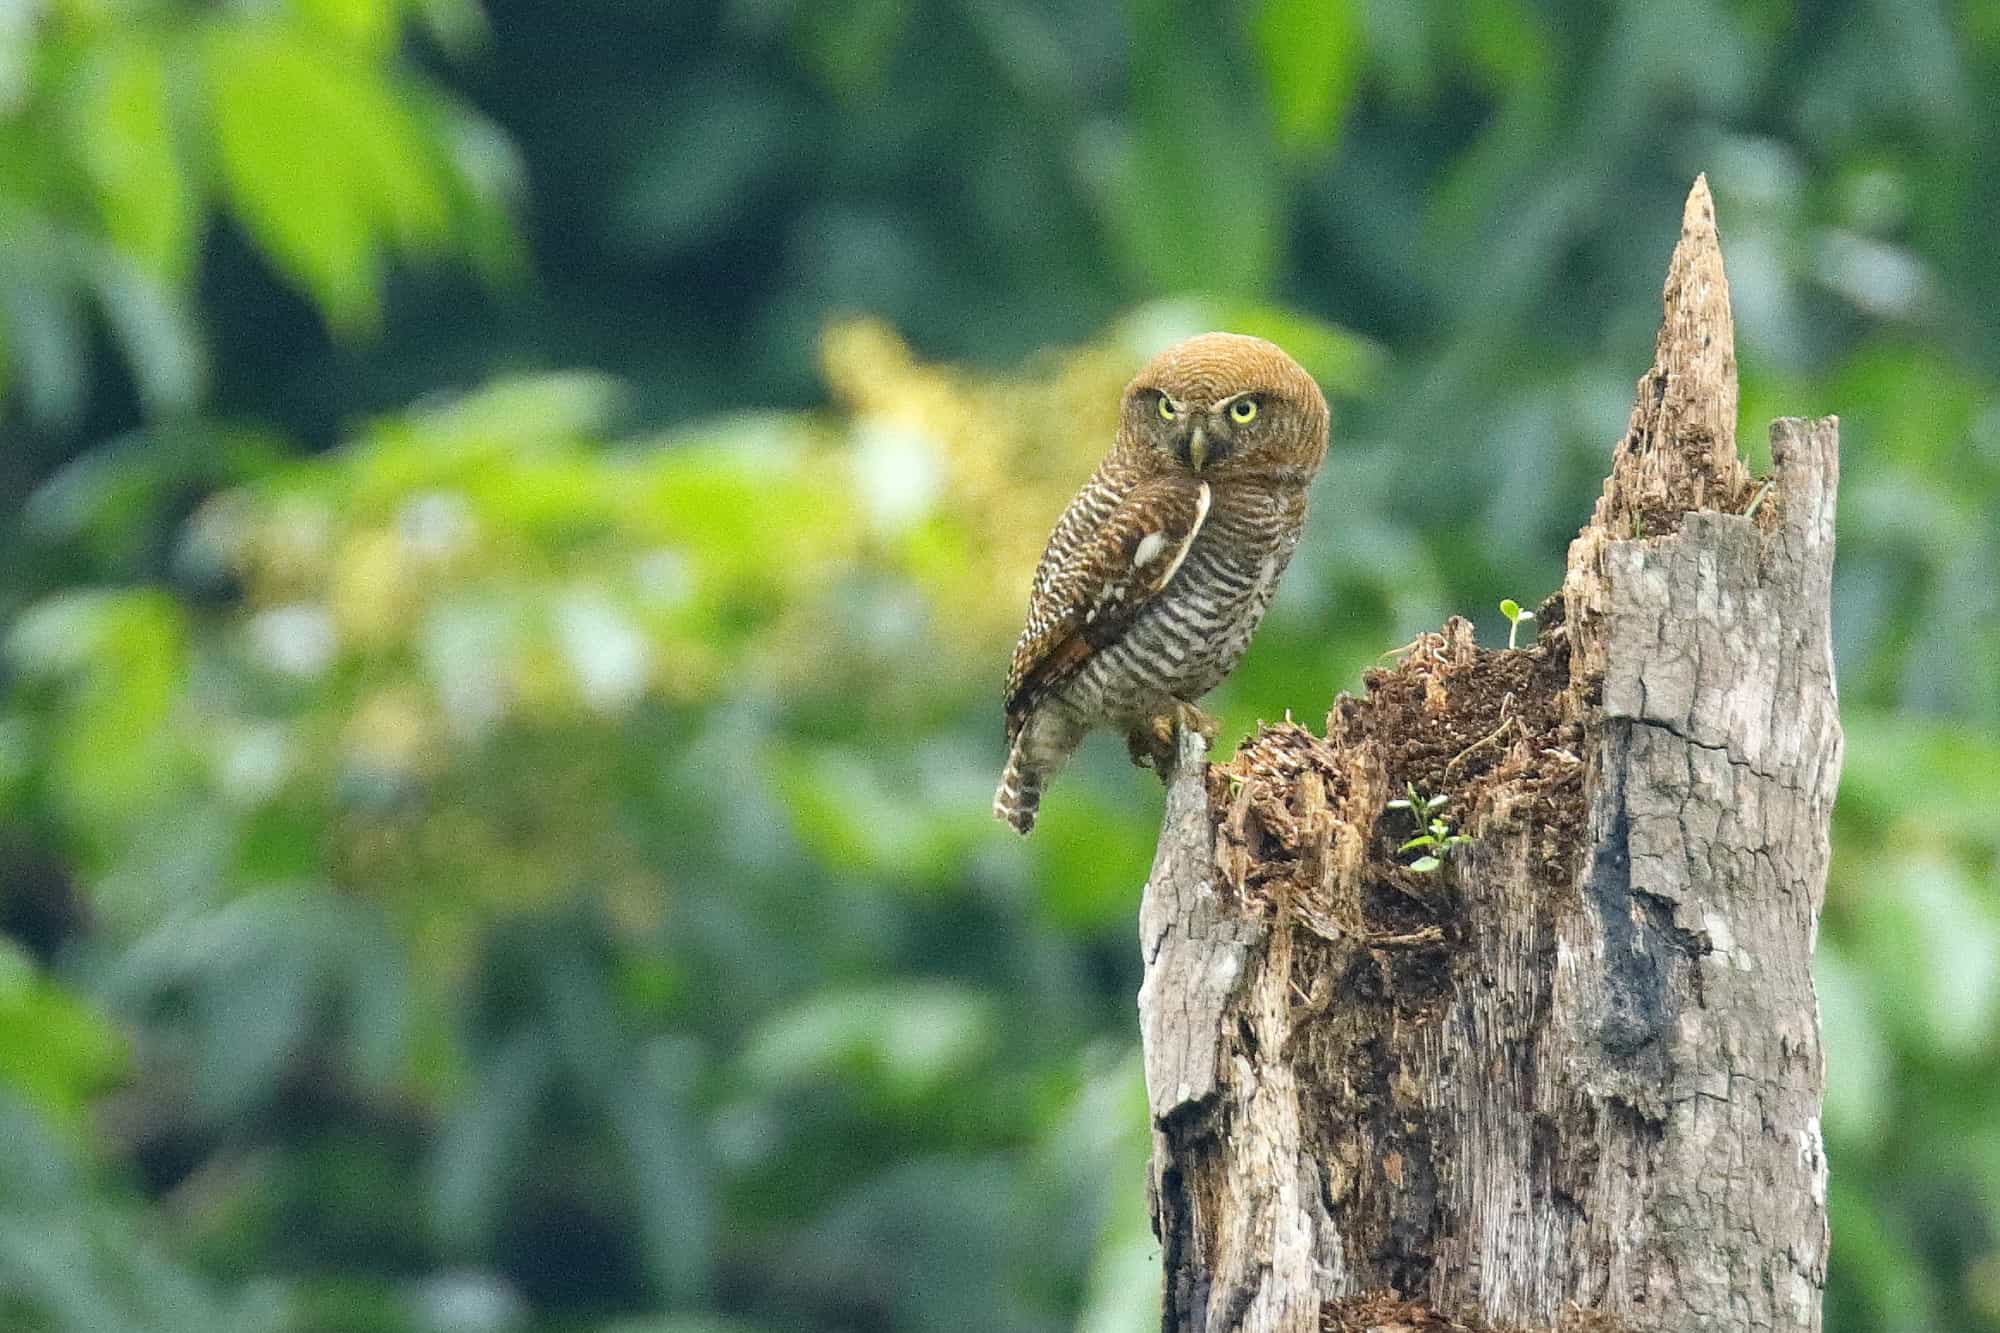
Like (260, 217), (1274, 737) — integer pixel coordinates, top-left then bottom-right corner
(993, 739), (1042, 835)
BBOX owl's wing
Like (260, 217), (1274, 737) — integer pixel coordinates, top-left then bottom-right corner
(1004, 475), (1212, 733)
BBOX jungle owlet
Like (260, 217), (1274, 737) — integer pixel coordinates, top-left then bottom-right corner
(994, 332), (1330, 834)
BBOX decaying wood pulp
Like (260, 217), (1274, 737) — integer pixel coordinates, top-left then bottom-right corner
(1137, 176), (1841, 1333)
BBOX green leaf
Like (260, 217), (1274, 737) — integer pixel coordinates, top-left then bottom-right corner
(0, 230), (91, 425)
(402, 371), (625, 453)
(793, 0), (911, 95)
(82, 251), (205, 413)
(1838, 713), (2000, 849)
(772, 745), (994, 887)
(8, 590), (191, 843)
(611, 1045), (713, 1301)
(0, 943), (128, 1137)
(1825, 1178), (1936, 1331)
(293, 0), (399, 57)
(1816, 943), (1889, 1146)
(1029, 782), (1157, 929)
(431, 1029), (553, 1249)
(424, 97), (525, 282)
(1499, 598), (1522, 620)
(410, 0), (490, 54)
(1409, 855), (1441, 873)
(24, 421), (284, 569)
(203, 25), (451, 330)
(1856, 853), (2000, 1058)
(1252, 0), (1363, 153)
(743, 982), (995, 1101)
(1096, 0), (1278, 298)
(70, 39), (194, 279)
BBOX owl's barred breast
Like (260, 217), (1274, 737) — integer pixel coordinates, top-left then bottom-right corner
(1052, 490), (1301, 725)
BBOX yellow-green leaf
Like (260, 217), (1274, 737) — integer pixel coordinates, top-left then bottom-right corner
(1253, 0), (1363, 153)
(294, 0), (399, 58)
(72, 40), (194, 278)
(203, 24), (451, 329)
(0, 942), (128, 1138)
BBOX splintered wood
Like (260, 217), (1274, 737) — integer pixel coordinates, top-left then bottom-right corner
(1137, 176), (1840, 1333)
(1206, 614), (1585, 949)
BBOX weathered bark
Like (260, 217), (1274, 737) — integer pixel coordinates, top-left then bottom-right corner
(1137, 177), (1839, 1333)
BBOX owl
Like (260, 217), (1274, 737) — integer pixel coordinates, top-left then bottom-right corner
(994, 332), (1330, 834)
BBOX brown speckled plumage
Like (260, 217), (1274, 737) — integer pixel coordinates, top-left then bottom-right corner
(994, 332), (1330, 833)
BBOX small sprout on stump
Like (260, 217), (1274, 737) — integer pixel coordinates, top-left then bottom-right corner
(1500, 598), (1537, 650)
(1386, 782), (1473, 873)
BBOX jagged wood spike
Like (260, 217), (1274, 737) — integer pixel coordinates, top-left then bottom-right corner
(1605, 172), (1748, 522)
(1565, 173), (1755, 697)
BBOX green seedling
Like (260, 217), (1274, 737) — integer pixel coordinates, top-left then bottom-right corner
(1499, 598), (1537, 650)
(1387, 782), (1472, 873)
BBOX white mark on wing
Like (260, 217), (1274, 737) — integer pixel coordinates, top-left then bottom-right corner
(1087, 483), (1211, 627)
(1152, 482), (1211, 590)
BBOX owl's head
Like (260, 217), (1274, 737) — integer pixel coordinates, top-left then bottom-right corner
(1120, 332), (1329, 481)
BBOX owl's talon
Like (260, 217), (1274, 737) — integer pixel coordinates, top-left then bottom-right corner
(1175, 702), (1219, 748)
(1127, 714), (1179, 772)
(1127, 703), (1217, 776)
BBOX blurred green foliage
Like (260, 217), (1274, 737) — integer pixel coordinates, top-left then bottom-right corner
(2, 1), (1997, 1331)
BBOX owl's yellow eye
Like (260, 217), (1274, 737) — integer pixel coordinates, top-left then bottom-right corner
(1157, 396), (1177, 421)
(1228, 398), (1258, 424)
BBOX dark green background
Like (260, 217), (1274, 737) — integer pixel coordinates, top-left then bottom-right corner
(3, 1), (1997, 1330)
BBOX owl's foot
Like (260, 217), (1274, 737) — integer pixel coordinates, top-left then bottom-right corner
(1126, 702), (1219, 776)
(1126, 716), (1175, 772)
(1176, 701), (1219, 747)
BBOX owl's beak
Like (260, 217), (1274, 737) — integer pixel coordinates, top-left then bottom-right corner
(1185, 424), (1210, 472)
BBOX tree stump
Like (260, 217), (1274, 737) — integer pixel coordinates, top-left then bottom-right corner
(1136, 177), (1840, 1333)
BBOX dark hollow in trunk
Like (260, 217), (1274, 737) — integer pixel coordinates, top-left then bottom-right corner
(1137, 176), (1839, 1333)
